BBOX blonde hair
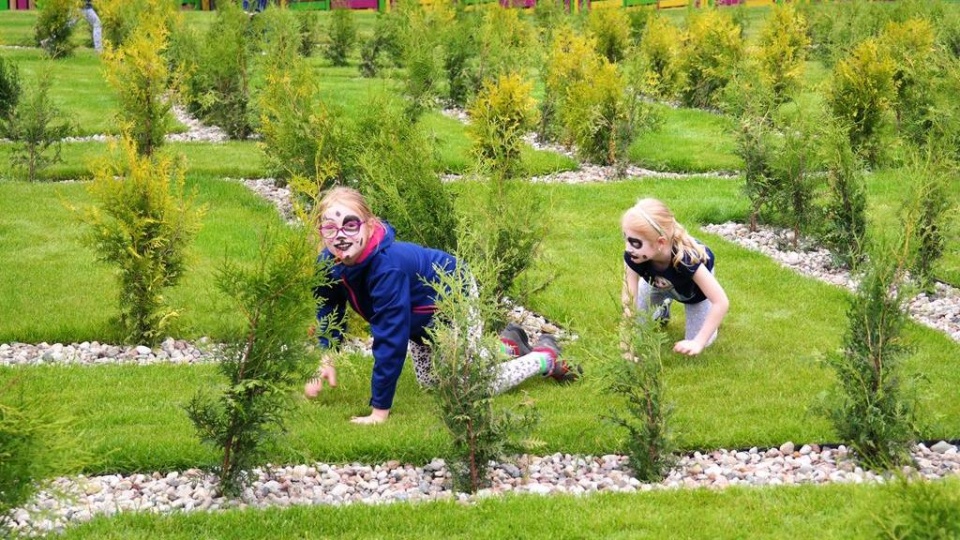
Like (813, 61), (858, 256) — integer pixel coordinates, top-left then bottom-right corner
(318, 187), (382, 227)
(621, 198), (708, 268)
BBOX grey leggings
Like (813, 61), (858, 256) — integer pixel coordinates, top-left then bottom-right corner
(636, 280), (717, 346)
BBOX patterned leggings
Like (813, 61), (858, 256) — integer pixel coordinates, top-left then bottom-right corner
(408, 341), (547, 394)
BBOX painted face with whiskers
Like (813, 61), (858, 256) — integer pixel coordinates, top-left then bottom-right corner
(320, 202), (368, 265)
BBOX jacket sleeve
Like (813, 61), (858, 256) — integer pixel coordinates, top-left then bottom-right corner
(314, 279), (347, 350)
(366, 268), (411, 410)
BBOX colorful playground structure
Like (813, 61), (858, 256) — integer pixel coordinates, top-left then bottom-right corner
(0, 0), (801, 12)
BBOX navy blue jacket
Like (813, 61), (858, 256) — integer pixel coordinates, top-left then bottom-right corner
(314, 223), (457, 410)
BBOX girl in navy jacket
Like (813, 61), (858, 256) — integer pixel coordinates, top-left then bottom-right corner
(306, 187), (579, 424)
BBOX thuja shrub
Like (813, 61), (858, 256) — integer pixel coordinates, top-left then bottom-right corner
(799, 0), (890, 68)
(397, 1), (449, 120)
(586, 8), (632, 65)
(297, 10), (322, 57)
(874, 476), (960, 540)
(473, 6), (536, 87)
(636, 14), (682, 100)
(7, 67), (75, 182)
(181, 1), (253, 139)
(539, 26), (598, 143)
(358, 8), (405, 78)
(939, 7), (960, 60)
(0, 384), (87, 534)
(34, 0), (78, 59)
(879, 19), (938, 147)
(766, 108), (825, 248)
(102, 14), (176, 157)
(753, 4), (809, 104)
(97, 0), (181, 49)
(563, 58), (632, 166)
(825, 38), (896, 165)
(353, 94), (457, 252)
(607, 311), (677, 483)
(467, 72), (538, 180)
(902, 156), (954, 293)
(0, 56), (22, 137)
(78, 138), (204, 345)
(531, 0), (567, 49)
(439, 9), (480, 107)
(257, 56), (350, 186)
(823, 242), (918, 471)
(820, 121), (867, 270)
(427, 267), (538, 493)
(675, 9), (744, 110)
(458, 175), (545, 306)
(324, 5), (357, 67)
(254, 6), (304, 68)
(187, 229), (325, 496)
(734, 112), (777, 232)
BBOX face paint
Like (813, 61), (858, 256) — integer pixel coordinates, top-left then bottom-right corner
(321, 204), (368, 265)
(623, 230), (659, 264)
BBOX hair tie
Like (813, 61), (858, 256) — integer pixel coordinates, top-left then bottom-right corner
(637, 208), (666, 238)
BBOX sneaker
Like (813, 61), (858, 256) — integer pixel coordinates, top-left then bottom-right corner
(533, 334), (582, 384)
(499, 323), (532, 357)
(652, 300), (671, 327)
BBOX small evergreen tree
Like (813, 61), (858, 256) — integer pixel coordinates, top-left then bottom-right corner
(0, 379), (89, 535)
(823, 240), (919, 471)
(397, 0), (448, 120)
(34, 0), (79, 59)
(0, 55), (23, 138)
(753, 4), (809, 104)
(354, 94), (457, 253)
(257, 50), (350, 187)
(102, 12), (176, 157)
(78, 137), (204, 345)
(636, 14), (682, 101)
(427, 266), (538, 493)
(767, 108), (825, 248)
(675, 9), (744, 110)
(820, 120), (868, 269)
(187, 229), (328, 496)
(467, 72), (538, 180)
(7, 67), (75, 182)
(180, 1), (254, 138)
(585, 7), (632, 64)
(902, 154), (954, 293)
(324, 5), (357, 67)
(734, 112), (776, 232)
(607, 309), (677, 483)
(458, 175), (546, 311)
(826, 38), (897, 165)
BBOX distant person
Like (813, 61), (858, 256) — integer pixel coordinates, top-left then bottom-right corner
(242, 0), (268, 12)
(81, 0), (102, 53)
(621, 198), (729, 356)
(304, 187), (582, 424)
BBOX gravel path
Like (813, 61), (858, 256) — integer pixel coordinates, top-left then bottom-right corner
(8, 443), (960, 536)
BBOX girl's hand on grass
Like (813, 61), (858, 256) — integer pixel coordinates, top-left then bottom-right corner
(304, 364), (337, 398)
(673, 340), (703, 356)
(350, 408), (389, 425)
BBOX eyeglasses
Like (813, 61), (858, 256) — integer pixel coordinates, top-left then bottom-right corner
(320, 221), (363, 239)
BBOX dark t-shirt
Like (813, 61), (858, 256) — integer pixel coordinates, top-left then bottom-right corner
(624, 244), (715, 304)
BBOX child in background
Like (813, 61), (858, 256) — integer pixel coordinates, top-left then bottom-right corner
(621, 198), (729, 356)
(305, 187), (581, 424)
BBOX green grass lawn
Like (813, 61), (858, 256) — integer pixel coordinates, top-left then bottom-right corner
(2, 4), (960, 538)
